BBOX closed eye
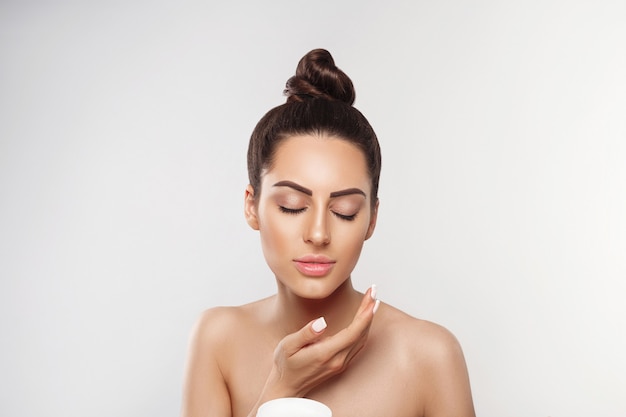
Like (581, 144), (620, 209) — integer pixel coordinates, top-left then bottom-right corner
(333, 211), (357, 221)
(279, 206), (307, 215)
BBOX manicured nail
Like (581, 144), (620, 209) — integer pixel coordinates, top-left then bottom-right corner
(373, 299), (381, 314)
(370, 284), (377, 300)
(312, 317), (327, 333)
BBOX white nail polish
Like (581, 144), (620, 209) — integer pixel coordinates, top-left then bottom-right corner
(373, 299), (381, 314)
(370, 284), (377, 300)
(312, 317), (327, 333)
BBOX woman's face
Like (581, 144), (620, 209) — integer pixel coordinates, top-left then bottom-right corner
(244, 135), (378, 299)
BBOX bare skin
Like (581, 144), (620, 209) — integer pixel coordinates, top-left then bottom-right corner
(181, 135), (475, 417)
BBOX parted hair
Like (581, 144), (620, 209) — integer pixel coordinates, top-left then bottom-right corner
(247, 49), (381, 206)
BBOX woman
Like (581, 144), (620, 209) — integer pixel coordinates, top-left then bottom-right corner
(182, 49), (475, 417)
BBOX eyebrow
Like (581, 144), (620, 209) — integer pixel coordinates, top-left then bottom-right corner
(273, 181), (312, 196)
(330, 188), (366, 198)
(272, 181), (366, 198)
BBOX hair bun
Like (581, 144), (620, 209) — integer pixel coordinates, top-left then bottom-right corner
(284, 49), (356, 105)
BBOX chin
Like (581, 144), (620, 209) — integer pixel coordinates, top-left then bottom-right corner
(288, 278), (346, 300)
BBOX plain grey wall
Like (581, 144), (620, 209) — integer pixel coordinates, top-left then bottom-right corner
(1, 1), (625, 416)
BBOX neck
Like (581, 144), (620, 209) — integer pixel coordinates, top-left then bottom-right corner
(272, 279), (363, 336)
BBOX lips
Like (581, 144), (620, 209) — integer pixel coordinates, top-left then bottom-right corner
(293, 255), (336, 277)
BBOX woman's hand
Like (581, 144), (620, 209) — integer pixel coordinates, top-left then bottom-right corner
(261, 287), (380, 400)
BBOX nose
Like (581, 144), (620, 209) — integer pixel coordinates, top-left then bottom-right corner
(304, 207), (331, 246)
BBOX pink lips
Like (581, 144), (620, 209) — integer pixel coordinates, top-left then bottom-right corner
(293, 255), (336, 277)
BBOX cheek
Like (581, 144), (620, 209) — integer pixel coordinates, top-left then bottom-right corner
(335, 230), (368, 277)
(335, 218), (371, 253)
(258, 211), (298, 254)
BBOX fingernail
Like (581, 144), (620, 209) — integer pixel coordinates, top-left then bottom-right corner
(312, 317), (327, 333)
(373, 299), (381, 314)
(370, 284), (377, 300)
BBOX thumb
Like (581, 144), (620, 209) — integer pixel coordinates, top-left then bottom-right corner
(310, 317), (328, 334)
(280, 317), (327, 356)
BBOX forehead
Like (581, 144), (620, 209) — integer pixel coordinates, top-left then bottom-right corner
(264, 135), (370, 192)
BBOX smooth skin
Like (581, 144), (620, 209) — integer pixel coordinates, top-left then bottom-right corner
(181, 135), (475, 417)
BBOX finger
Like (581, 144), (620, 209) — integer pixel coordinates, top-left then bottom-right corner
(354, 284), (378, 316)
(349, 286), (379, 332)
(279, 317), (327, 356)
(280, 287), (379, 359)
(319, 310), (375, 355)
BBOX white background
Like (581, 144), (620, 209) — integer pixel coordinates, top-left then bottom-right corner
(1, 1), (625, 416)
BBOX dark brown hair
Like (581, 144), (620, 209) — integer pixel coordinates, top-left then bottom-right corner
(247, 49), (381, 206)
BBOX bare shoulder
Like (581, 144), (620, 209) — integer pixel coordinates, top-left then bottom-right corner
(191, 298), (271, 346)
(182, 298), (275, 417)
(373, 303), (475, 417)
(375, 303), (463, 355)
(193, 305), (245, 338)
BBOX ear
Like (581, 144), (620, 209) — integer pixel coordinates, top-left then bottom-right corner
(365, 198), (379, 240)
(244, 184), (259, 230)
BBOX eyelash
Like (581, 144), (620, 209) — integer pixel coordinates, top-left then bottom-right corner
(278, 206), (357, 222)
(279, 206), (306, 215)
(334, 212), (357, 221)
